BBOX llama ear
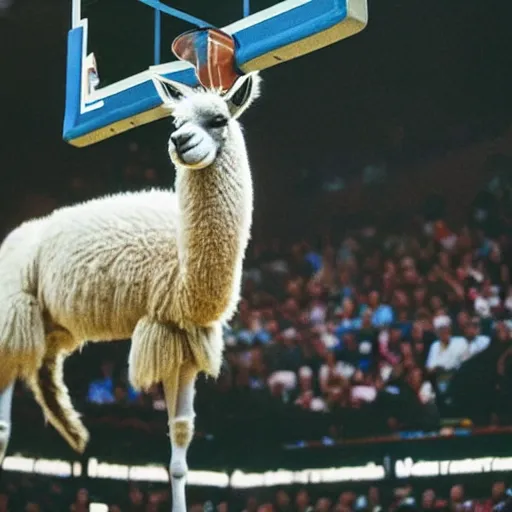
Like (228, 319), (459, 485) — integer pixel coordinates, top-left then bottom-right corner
(224, 72), (261, 119)
(151, 74), (194, 108)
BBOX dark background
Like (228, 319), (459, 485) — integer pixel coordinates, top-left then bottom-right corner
(1, 0), (512, 234)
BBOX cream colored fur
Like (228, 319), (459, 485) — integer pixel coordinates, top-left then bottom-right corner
(0, 74), (260, 454)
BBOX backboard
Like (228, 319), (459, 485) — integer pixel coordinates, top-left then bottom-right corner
(64, 0), (368, 147)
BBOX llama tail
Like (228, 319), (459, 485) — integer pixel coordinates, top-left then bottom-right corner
(28, 352), (89, 453)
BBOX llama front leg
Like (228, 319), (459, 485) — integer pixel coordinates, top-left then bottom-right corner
(163, 365), (198, 512)
(0, 382), (14, 465)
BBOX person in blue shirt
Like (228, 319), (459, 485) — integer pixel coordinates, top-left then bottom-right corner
(87, 361), (115, 404)
(364, 290), (394, 327)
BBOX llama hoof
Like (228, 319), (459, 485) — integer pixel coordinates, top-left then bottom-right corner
(71, 427), (90, 455)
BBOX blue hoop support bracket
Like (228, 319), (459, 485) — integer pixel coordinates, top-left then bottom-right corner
(243, 0), (250, 18)
(154, 8), (161, 65)
(137, 0), (212, 28)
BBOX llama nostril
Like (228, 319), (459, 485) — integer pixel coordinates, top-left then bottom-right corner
(171, 131), (193, 148)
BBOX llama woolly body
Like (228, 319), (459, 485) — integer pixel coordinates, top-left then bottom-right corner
(0, 80), (255, 455)
(1, 187), (245, 343)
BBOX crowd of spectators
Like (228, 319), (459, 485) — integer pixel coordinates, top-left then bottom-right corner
(69, 168), (512, 440)
(2, 106), (512, 510)
(0, 476), (510, 512)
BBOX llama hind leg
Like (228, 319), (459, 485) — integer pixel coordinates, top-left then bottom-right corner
(29, 331), (89, 453)
(0, 382), (14, 465)
(163, 364), (198, 512)
(0, 292), (45, 464)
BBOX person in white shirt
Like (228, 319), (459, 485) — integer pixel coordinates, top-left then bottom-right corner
(463, 317), (490, 359)
(474, 282), (501, 318)
(426, 316), (468, 373)
(319, 351), (355, 394)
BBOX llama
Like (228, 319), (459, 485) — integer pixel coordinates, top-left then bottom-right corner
(0, 72), (260, 511)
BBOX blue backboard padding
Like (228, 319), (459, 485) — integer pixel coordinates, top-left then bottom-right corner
(63, 27), (84, 137)
(65, 82), (161, 140)
(235, 0), (347, 67)
(64, 53), (199, 140)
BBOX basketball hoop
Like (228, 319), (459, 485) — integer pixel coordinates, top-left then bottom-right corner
(172, 28), (241, 93)
(64, 0), (368, 146)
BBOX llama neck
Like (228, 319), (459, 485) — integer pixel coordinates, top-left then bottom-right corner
(175, 123), (253, 326)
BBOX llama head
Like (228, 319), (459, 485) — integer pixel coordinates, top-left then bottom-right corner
(159, 73), (261, 170)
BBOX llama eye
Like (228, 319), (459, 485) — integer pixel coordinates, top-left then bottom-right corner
(207, 115), (228, 129)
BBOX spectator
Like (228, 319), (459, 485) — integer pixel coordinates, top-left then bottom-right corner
(425, 318), (468, 373)
(406, 322), (429, 367)
(319, 352), (354, 395)
(355, 309), (379, 372)
(338, 491), (356, 512)
(368, 486), (382, 512)
(490, 481), (508, 509)
(275, 490), (292, 512)
(366, 291), (394, 328)
(296, 489), (313, 512)
(127, 485), (145, 512)
(87, 362), (116, 405)
(474, 281), (500, 319)
(70, 488), (89, 512)
(408, 367), (437, 418)
(420, 489), (437, 512)
(148, 384), (166, 411)
(475, 482), (508, 512)
(463, 317), (491, 359)
(315, 498), (332, 512)
(426, 318), (469, 410)
(351, 370), (378, 406)
(380, 366), (439, 431)
(454, 310), (471, 336)
(237, 311), (272, 346)
(243, 496), (259, 512)
(295, 367), (326, 411)
(448, 485), (471, 511)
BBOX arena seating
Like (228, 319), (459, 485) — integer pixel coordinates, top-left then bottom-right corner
(2, 117), (512, 512)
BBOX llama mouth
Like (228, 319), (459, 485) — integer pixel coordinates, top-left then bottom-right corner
(179, 143), (200, 157)
(173, 144), (218, 170)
